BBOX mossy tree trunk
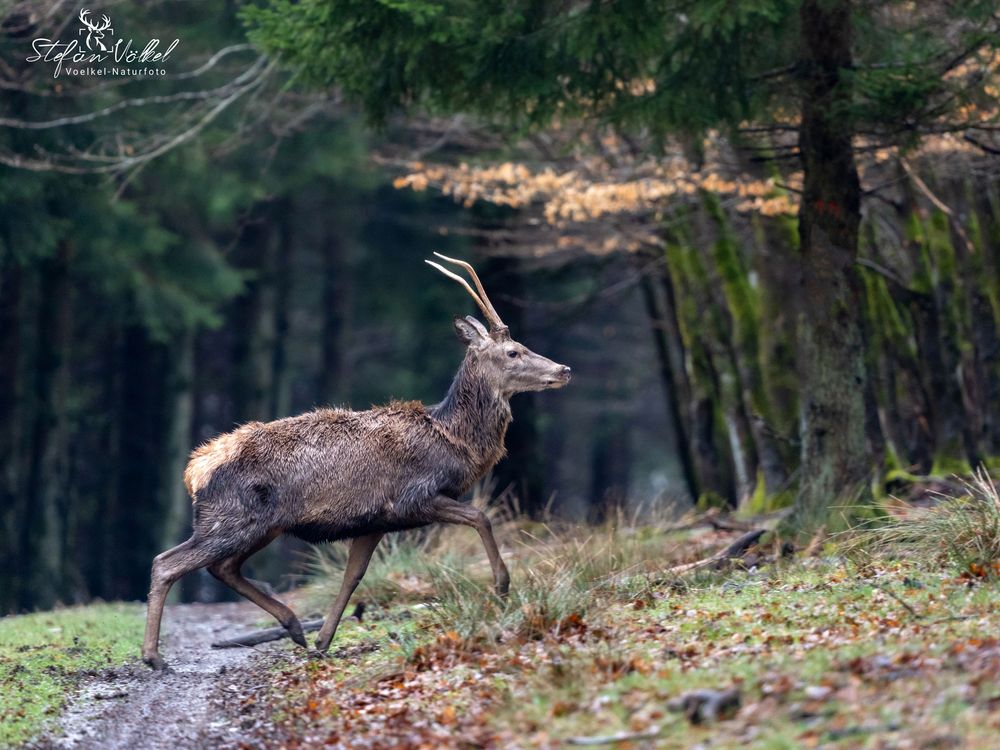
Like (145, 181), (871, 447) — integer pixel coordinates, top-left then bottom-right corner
(667, 239), (737, 507)
(793, 0), (870, 526)
(638, 265), (699, 502)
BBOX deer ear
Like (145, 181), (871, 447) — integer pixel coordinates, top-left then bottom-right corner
(453, 316), (489, 347)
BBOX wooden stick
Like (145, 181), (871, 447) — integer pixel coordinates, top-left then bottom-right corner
(567, 726), (661, 746)
(212, 602), (367, 648)
(212, 618), (325, 648)
(664, 529), (766, 575)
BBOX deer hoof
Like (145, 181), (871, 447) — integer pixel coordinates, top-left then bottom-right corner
(286, 621), (308, 649)
(143, 653), (167, 671)
(495, 576), (510, 598)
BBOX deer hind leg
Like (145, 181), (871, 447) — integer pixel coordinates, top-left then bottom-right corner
(429, 495), (510, 596)
(142, 536), (219, 670)
(315, 532), (383, 653)
(207, 531), (307, 648)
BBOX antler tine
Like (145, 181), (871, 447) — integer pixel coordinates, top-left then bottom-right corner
(431, 252), (506, 330)
(425, 260), (492, 319)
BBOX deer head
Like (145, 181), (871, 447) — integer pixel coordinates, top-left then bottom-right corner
(79, 9), (111, 52)
(426, 252), (571, 396)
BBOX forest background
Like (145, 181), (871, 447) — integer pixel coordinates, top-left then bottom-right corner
(1, 0), (999, 615)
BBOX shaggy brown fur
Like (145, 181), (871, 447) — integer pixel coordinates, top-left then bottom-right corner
(142, 313), (570, 669)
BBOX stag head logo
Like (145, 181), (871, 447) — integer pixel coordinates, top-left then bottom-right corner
(78, 9), (113, 52)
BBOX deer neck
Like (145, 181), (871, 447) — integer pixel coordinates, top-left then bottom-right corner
(432, 356), (511, 469)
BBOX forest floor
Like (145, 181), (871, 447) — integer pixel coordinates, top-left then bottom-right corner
(219, 553), (1000, 749)
(5, 521), (999, 749)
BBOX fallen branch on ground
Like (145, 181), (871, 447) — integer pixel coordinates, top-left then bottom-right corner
(567, 726), (662, 745)
(213, 603), (366, 648)
(664, 529), (767, 575)
(667, 688), (741, 724)
(212, 618), (324, 648)
(652, 508), (761, 534)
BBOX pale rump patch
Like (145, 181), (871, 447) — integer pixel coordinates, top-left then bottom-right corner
(184, 430), (245, 500)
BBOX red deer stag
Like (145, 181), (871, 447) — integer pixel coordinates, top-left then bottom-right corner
(142, 254), (571, 669)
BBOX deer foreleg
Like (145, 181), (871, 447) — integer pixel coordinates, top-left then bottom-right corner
(314, 532), (383, 652)
(429, 496), (510, 596)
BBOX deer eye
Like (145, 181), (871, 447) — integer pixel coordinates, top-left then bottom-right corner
(507, 350), (519, 359)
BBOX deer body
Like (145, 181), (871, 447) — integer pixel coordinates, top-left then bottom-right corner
(186, 366), (511, 546)
(142, 255), (569, 669)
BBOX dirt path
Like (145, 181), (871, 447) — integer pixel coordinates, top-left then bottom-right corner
(44, 602), (274, 750)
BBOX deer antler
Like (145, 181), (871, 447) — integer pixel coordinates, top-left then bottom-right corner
(79, 9), (111, 31)
(425, 252), (508, 335)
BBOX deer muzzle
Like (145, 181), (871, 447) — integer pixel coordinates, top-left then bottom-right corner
(546, 365), (572, 387)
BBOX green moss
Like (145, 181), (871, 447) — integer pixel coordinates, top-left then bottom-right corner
(0, 603), (144, 746)
(696, 491), (729, 511)
(930, 455), (973, 477)
(884, 467), (923, 485)
(745, 469), (795, 514)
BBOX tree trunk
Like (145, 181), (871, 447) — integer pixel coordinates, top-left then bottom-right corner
(19, 241), (74, 609)
(112, 326), (171, 600)
(0, 261), (23, 613)
(94, 324), (123, 600)
(161, 330), (195, 551)
(321, 229), (353, 405)
(269, 201), (294, 419)
(588, 415), (631, 523)
(794, 0), (870, 527)
(230, 206), (275, 424)
(638, 268), (698, 502)
(483, 254), (546, 516)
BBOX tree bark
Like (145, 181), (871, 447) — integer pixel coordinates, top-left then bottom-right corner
(19, 241), (74, 609)
(161, 330), (195, 551)
(638, 269), (699, 502)
(483, 254), (546, 516)
(112, 326), (170, 600)
(0, 261), (23, 612)
(794, 0), (870, 527)
(321, 229), (353, 405)
(269, 200), (294, 419)
(230, 205), (275, 424)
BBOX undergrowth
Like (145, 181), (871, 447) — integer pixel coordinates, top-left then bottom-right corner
(306, 489), (692, 645)
(847, 466), (1000, 578)
(281, 504), (1000, 749)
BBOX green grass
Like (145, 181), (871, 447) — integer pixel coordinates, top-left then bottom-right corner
(0, 603), (144, 746)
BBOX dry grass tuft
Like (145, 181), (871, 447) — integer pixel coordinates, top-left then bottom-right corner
(847, 466), (1000, 577)
(306, 485), (691, 644)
